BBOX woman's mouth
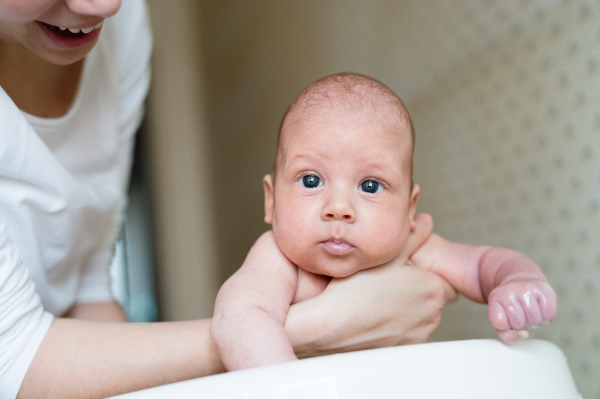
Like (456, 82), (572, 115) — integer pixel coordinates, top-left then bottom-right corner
(322, 238), (355, 256)
(37, 21), (104, 49)
(42, 21), (104, 36)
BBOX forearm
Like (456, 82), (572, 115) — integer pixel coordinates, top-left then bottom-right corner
(18, 317), (224, 399)
(63, 301), (128, 322)
(210, 230), (299, 370)
(412, 233), (490, 303)
(413, 234), (547, 303)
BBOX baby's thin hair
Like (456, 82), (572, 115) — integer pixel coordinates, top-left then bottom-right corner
(273, 72), (415, 183)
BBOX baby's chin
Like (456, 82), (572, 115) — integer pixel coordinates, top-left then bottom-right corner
(297, 256), (379, 278)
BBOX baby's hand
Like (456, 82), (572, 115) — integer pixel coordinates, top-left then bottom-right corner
(487, 278), (557, 343)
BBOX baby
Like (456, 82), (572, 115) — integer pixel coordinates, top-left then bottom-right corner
(211, 73), (557, 371)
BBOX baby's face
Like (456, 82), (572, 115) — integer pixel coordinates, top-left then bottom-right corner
(264, 112), (419, 278)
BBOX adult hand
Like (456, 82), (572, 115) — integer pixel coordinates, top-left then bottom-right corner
(285, 213), (457, 358)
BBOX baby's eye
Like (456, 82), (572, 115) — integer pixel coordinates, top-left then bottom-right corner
(360, 180), (383, 193)
(301, 175), (322, 188)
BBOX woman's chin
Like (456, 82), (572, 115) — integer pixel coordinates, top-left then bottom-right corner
(28, 23), (99, 65)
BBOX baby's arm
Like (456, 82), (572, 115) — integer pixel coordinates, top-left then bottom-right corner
(211, 231), (298, 370)
(411, 228), (557, 343)
(211, 231), (329, 371)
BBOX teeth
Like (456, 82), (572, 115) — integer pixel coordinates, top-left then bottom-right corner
(53, 20), (103, 35)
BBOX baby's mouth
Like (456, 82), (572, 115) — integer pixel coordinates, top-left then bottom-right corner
(41, 21), (104, 37)
(322, 238), (355, 255)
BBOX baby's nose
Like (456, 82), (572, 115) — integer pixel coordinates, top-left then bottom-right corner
(322, 196), (356, 222)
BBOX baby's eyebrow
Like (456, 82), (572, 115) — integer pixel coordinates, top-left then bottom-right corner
(363, 163), (403, 180)
(285, 153), (322, 168)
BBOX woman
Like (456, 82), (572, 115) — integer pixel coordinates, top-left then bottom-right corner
(0, 1), (453, 398)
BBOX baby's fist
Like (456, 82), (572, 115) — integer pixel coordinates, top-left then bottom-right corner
(487, 278), (557, 343)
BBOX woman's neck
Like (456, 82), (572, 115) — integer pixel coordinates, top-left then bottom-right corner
(0, 40), (83, 118)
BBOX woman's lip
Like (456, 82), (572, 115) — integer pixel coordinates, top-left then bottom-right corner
(71, 19), (104, 30)
(37, 21), (101, 50)
(39, 18), (105, 30)
(321, 239), (355, 256)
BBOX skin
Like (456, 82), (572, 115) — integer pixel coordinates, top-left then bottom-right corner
(0, 0), (119, 118)
(266, 109), (419, 278)
(212, 74), (557, 371)
(2, 4), (455, 398)
(411, 233), (558, 342)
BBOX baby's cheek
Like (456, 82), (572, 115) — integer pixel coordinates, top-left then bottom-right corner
(273, 217), (312, 265)
(362, 219), (407, 265)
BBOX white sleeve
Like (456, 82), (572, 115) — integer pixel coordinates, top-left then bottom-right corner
(75, 0), (152, 303)
(75, 247), (114, 303)
(0, 220), (53, 399)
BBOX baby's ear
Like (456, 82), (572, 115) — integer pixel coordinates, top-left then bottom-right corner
(263, 174), (275, 224)
(408, 183), (420, 230)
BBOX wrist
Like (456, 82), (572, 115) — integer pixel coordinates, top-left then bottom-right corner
(285, 300), (332, 359)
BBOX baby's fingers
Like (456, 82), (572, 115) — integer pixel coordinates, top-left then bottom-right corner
(488, 294), (528, 331)
(488, 301), (510, 331)
(516, 285), (557, 328)
(522, 290), (544, 327)
(496, 328), (529, 344)
(535, 285), (558, 325)
(488, 297), (529, 343)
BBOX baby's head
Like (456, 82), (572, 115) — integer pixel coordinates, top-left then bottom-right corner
(263, 73), (419, 277)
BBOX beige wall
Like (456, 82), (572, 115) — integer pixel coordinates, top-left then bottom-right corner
(145, 0), (219, 321)
(410, 2), (600, 396)
(198, 1), (331, 281)
(146, 0), (598, 395)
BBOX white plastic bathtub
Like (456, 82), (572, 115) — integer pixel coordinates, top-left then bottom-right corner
(113, 339), (581, 398)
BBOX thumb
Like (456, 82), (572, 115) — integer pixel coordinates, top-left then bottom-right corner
(404, 213), (433, 257)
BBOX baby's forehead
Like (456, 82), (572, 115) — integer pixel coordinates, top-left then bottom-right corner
(280, 87), (412, 150)
(278, 105), (413, 176)
(284, 75), (411, 136)
(274, 74), (415, 178)
(281, 108), (406, 151)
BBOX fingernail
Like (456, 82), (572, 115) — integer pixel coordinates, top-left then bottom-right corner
(518, 330), (529, 339)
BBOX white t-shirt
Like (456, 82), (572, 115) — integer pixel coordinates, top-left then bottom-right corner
(0, 1), (152, 397)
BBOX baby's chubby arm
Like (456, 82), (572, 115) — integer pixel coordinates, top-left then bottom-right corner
(410, 218), (557, 343)
(211, 231), (297, 370)
(211, 231), (328, 371)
